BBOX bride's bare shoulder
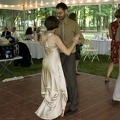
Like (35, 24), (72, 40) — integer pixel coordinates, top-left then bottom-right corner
(54, 34), (60, 39)
(49, 33), (60, 39)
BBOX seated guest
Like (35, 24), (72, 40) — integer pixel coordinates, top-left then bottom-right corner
(33, 27), (41, 41)
(36, 27), (42, 41)
(1, 27), (11, 38)
(36, 27), (41, 34)
(24, 27), (35, 40)
(11, 27), (22, 42)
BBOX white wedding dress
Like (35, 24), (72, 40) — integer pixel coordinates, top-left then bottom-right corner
(35, 33), (68, 120)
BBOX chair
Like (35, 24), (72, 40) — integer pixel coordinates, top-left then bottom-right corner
(82, 39), (99, 62)
(14, 42), (32, 67)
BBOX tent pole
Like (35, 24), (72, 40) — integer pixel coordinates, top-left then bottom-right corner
(23, 4), (26, 32)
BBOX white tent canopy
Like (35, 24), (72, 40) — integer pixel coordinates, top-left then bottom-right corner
(0, 0), (119, 10)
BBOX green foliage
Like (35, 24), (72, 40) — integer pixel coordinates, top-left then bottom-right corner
(19, 33), (24, 39)
(95, 12), (107, 17)
(78, 55), (119, 79)
(0, 4), (119, 32)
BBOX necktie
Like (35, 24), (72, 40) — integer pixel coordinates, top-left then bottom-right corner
(60, 21), (64, 41)
(116, 24), (120, 41)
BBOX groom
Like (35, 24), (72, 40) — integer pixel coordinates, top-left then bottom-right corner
(55, 2), (84, 115)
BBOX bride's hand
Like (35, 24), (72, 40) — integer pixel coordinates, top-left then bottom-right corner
(74, 34), (80, 40)
(73, 34), (80, 45)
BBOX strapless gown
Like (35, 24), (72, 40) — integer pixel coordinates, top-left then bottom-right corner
(35, 42), (68, 120)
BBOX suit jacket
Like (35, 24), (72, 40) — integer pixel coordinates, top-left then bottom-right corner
(1, 31), (11, 38)
(14, 42), (31, 67)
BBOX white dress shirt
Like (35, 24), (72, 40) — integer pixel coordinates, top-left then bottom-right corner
(11, 31), (22, 41)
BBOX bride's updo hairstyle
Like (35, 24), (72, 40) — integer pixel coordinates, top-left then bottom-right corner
(44, 16), (59, 30)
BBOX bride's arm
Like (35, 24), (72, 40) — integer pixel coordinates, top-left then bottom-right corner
(55, 35), (79, 55)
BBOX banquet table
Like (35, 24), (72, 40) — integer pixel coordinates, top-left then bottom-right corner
(90, 39), (111, 55)
(22, 41), (45, 59)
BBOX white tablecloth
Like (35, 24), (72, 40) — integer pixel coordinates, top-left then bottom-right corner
(22, 41), (45, 59)
(90, 39), (111, 55)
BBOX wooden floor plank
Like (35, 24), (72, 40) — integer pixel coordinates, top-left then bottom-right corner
(0, 73), (119, 120)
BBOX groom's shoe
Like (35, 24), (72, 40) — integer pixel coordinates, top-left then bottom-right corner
(64, 109), (78, 115)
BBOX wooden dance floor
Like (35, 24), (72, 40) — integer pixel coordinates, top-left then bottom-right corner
(0, 73), (120, 120)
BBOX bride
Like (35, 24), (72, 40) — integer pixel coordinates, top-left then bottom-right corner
(35, 16), (81, 120)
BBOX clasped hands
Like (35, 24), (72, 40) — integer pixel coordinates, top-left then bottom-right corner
(73, 34), (81, 45)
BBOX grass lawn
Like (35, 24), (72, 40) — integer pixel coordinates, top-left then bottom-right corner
(78, 54), (119, 79)
(0, 59), (42, 82)
(0, 55), (119, 82)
